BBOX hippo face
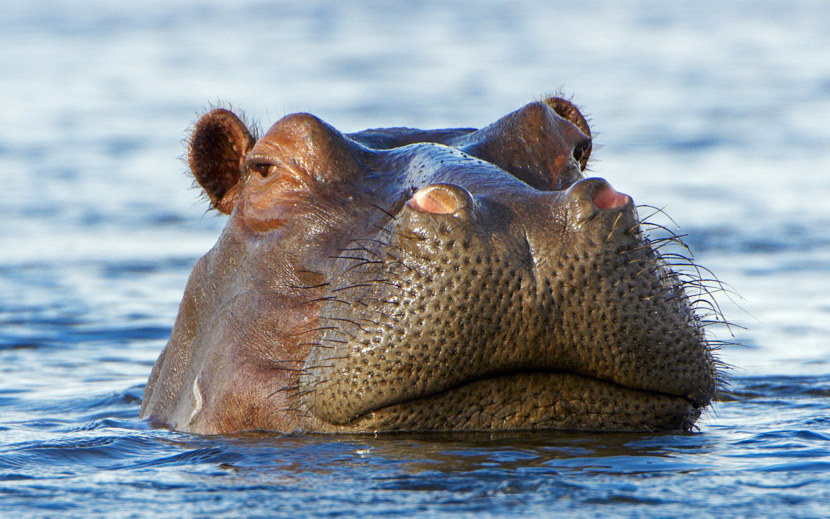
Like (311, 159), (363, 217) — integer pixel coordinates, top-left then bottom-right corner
(140, 97), (720, 435)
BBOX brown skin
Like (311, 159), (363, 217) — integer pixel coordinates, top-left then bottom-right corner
(141, 97), (719, 435)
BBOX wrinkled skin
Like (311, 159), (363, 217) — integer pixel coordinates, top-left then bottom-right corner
(141, 97), (719, 435)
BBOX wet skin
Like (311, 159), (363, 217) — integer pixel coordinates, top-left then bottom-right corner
(140, 97), (719, 435)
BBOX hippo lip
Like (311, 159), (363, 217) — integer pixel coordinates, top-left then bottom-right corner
(341, 370), (701, 433)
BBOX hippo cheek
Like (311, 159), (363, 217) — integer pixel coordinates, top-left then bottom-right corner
(300, 179), (715, 433)
(237, 169), (311, 232)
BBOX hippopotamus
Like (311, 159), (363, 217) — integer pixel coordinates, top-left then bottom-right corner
(140, 96), (720, 435)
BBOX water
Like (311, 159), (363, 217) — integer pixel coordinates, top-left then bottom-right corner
(2, 0), (829, 516)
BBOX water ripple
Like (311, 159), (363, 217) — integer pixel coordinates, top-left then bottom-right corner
(2, 1), (830, 517)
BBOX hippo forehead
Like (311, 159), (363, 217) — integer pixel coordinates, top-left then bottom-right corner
(233, 100), (592, 237)
(140, 97), (719, 435)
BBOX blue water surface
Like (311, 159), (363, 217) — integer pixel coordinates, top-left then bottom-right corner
(2, 1), (829, 517)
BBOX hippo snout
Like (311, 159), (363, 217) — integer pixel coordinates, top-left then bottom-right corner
(141, 96), (720, 435)
(301, 171), (712, 431)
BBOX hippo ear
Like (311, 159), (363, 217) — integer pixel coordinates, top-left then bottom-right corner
(543, 97), (592, 169)
(189, 109), (255, 214)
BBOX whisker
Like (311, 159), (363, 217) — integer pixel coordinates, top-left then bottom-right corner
(370, 202), (399, 220)
(605, 212), (625, 243)
(636, 204), (680, 229)
(267, 384), (300, 399)
(290, 296), (352, 309)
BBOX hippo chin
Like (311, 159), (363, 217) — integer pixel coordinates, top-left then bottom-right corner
(141, 97), (720, 435)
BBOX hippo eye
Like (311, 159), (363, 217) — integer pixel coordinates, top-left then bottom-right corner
(251, 163), (277, 178)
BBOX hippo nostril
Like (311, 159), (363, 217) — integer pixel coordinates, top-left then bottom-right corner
(592, 184), (630, 210)
(564, 179), (631, 227)
(408, 187), (459, 214)
(407, 184), (474, 218)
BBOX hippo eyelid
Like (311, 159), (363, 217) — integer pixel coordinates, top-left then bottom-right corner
(246, 155), (284, 178)
(252, 163), (275, 178)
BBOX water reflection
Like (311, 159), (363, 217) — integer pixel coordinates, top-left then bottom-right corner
(177, 429), (714, 479)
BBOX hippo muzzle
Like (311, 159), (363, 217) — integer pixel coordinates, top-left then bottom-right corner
(141, 97), (720, 434)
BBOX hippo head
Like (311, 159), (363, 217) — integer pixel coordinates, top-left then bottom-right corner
(141, 97), (721, 435)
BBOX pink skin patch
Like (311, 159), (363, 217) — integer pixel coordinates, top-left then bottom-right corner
(592, 184), (630, 210)
(407, 187), (459, 214)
